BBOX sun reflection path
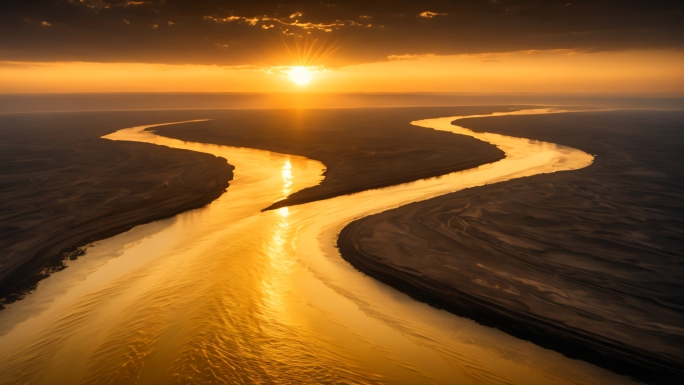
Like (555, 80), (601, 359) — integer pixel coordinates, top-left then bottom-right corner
(281, 159), (293, 197)
(260, 164), (296, 326)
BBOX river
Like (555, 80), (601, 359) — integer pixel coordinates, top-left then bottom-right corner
(0, 109), (634, 384)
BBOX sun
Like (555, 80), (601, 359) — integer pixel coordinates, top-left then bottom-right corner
(288, 66), (313, 85)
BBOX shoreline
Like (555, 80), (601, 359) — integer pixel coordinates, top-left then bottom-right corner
(262, 152), (502, 211)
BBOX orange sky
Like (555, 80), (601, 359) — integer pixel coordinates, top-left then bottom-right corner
(1, 49), (683, 94)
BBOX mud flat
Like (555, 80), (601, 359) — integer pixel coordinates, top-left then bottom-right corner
(338, 110), (684, 384)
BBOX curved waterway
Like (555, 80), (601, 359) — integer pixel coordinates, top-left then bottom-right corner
(0, 109), (635, 384)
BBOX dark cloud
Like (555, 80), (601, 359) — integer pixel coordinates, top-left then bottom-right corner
(1, 0), (682, 66)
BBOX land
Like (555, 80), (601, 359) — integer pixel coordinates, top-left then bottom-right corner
(0, 106), (508, 307)
(0, 111), (235, 307)
(338, 110), (684, 384)
(153, 107), (506, 210)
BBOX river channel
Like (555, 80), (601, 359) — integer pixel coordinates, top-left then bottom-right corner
(0, 109), (634, 384)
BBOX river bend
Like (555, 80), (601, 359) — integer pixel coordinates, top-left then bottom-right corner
(0, 109), (634, 384)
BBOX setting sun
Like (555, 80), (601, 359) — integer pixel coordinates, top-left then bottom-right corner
(288, 66), (313, 85)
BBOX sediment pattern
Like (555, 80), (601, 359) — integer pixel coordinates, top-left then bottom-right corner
(338, 111), (684, 384)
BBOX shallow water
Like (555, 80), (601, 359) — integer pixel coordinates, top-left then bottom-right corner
(0, 109), (634, 384)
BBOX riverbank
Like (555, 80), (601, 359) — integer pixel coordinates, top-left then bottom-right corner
(337, 110), (684, 384)
(0, 112), (235, 308)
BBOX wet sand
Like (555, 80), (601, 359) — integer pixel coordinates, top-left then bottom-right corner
(338, 110), (684, 384)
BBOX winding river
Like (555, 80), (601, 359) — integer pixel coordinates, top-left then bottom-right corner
(0, 109), (635, 384)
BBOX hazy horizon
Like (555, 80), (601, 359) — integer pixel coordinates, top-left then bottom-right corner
(2, 92), (683, 114)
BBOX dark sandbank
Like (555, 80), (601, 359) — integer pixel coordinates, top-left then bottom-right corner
(153, 107), (506, 210)
(0, 111), (234, 307)
(338, 110), (684, 384)
(2, 93), (683, 114)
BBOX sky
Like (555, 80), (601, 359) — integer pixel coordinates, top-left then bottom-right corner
(1, 0), (683, 93)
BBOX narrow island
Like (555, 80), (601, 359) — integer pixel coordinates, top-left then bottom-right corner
(153, 107), (507, 210)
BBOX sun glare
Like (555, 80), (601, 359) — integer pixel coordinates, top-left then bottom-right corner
(288, 66), (313, 85)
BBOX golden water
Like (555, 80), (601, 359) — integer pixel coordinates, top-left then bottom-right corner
(0, 109), (634, 384)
